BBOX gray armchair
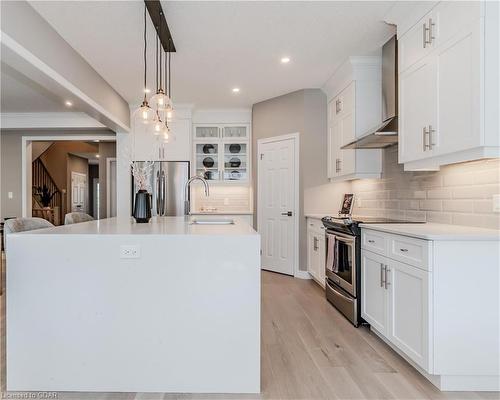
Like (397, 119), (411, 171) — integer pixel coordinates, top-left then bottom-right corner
(4, 217), (54, 234)
(3, 217), (54, 252)
(64, 212), (94, 225)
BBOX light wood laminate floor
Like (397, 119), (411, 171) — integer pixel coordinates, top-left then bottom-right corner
(0, 269), (496, 399)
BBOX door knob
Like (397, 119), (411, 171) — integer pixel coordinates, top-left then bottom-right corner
(281, 211), (293, 217)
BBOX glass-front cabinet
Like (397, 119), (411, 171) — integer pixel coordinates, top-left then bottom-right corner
(193, 124), (250, 183)
(195, 142), (221, 181)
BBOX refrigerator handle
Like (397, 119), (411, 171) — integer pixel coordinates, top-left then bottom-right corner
(159, 170), (165, 216)
(156, 170), (161, 215)
(162, 171), (168, 215)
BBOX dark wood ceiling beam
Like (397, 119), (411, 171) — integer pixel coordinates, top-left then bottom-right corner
(145, 0), (176, 52)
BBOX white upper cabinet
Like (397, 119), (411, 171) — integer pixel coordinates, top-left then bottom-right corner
(397, 1), (499, 170)
(325, 57), (383, 181)
(192, 123), (251, 184)
(399, 55), (438, 163)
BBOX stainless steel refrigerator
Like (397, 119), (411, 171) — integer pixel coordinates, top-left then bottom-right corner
(132, 161), (190, 216)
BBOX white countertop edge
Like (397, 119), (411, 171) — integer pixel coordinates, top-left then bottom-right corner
(190, 211), (254, 215)
(9, 217), (259, 236)
(359, 223), (500, 241)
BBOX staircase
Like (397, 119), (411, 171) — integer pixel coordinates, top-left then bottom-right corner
(32, 158), (63, 225)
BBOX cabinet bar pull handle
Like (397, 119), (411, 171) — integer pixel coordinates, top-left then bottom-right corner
(400, 248), (409, 252)
(313, 236), (318, 251)
(380, 263), (385, 288)
(368, 239), (375, 243)
(423, 126), (431, 151)
(428, 125), (435, 148)
(423, 22), (428, 48)
(428, 18), (435, 44)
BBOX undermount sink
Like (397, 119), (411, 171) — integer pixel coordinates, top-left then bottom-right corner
(190, 218), (235, 225)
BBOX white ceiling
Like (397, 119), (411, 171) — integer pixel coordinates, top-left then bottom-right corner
(27, 1), (395, 109)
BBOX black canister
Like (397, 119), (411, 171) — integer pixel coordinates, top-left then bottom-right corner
(133, 190), (152, 223)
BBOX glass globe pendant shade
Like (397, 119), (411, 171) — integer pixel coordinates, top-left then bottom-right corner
(161, 122), (176, 144)
(134, 100), (154, 125)
(165, 103), (174, 123)
(150, 88), (170, 111)
(151, 112), (164, 136)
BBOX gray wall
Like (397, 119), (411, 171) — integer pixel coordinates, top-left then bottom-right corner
(0, 129), (115, 219)
(252, 89), (327, 271)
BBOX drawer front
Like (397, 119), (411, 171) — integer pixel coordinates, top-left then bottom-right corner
(389, 236), (431, 271)
(362, 230), (387, 255)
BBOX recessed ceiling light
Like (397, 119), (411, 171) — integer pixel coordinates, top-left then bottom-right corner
(232, 87), (240, 93)
(95, 154), (100, 158)
(65, 100), (73, 107)
(144, 88), (151, 94)
(281, 57), (290, 64)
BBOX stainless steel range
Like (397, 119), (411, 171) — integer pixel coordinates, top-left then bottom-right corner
(322, 213), (423, 327)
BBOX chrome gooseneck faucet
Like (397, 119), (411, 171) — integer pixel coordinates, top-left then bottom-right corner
(184, 176), (210, 215)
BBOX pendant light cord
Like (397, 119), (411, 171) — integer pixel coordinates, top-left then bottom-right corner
(168, 38), (172, 100)
(165, 39), (170, 97)
(155, 31), (158, 92)
(159, 11), (163, 90)
(143, 3), (147, 102)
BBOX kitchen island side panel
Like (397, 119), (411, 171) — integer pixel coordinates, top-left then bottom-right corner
(6, 233), (260, 393)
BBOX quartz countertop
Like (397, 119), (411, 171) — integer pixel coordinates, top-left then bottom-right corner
(13, 216), (257, 236)
(360, 222), (500, 241)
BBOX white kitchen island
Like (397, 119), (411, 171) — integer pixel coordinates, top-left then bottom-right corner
(6, 216), (261, 393)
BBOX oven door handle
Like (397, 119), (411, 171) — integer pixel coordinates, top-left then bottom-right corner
(326, 280), (354, 302)
(327, 230), (355, 242)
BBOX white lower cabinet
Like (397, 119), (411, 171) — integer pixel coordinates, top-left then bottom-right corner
(361, 227), (500, 391)
(386, 258), (430, 371)
(306, 217), (325, 288)
(361, 250), (387, 334)
(362, 246), (431, 371)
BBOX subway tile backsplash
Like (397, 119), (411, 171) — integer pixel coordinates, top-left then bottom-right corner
(352, 146), (500, 230)
(191, 185), (252, 213)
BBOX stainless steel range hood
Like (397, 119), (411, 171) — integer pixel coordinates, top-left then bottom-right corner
(342, 36), (398, 150)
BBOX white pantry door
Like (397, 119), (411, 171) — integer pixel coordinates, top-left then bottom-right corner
(258, 135), (297, 276)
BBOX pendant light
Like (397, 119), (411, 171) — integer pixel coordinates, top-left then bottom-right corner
(133, 4), (154, 125)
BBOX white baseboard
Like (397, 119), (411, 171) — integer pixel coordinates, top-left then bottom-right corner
(294, 270), (312, 280)
(370, 327), (500, 392)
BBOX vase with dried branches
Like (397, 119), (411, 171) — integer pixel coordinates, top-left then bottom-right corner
(131, 160), (154, 223)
